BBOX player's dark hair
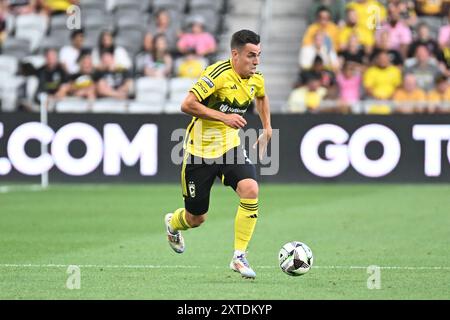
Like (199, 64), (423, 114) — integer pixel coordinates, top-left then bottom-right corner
(230, 29), (260, 50)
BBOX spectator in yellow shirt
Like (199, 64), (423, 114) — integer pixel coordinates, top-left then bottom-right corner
(42, 0), (79, 15)
(302, 6), (339, 51)
(338, 8), (375, 53)
(393, 74), (427, 113)
(288, 74), (328, 113)
(427, 75), (450, 113)
(346, 0), (387, 32)
(363, 50), (402, 100)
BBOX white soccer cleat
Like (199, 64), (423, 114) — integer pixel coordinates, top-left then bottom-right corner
(164, 213), (185, 254)
(230, 253), (256, 279)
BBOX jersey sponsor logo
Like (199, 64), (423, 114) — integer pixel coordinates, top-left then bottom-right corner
(219, 104), (246, 114)
(201, 76), (214, 88)
(230, 84), (238, 90)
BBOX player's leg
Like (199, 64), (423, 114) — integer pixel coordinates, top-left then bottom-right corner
(235, 178), (259, 254)
(165, 153), (216, 253)
(221, 147), (259, 278)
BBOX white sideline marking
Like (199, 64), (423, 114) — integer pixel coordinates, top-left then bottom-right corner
(0, 185), (44, 193)
(0, 264), (448, 271)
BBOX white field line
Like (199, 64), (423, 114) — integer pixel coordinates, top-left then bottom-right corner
(0, 264), (448, 271)
(0, 185), (44, 193)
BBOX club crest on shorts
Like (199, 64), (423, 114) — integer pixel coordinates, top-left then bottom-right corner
(188, 181), (196, 198)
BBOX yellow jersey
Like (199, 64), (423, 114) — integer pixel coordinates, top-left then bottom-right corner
(186, 59), (265, 159)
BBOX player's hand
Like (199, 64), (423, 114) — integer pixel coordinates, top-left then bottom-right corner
(253, 127), (272, 161)
(222, 114), (247, 129)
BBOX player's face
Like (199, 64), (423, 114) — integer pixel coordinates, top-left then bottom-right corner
(234, 43), (261, 78)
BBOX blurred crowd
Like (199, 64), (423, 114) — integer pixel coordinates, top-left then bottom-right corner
(0, 0), (223, 112)
(288, 0), (450, 114)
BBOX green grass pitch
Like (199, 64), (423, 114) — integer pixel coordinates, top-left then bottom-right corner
(0, 183), (449, 299)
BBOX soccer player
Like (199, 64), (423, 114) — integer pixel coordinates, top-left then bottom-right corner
(164, 30), (272, 279)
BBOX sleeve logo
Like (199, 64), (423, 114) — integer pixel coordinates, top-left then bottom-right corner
(201, 76), (214, 88)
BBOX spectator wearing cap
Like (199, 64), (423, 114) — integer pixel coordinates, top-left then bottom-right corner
(404, 45), (442, 92)
(92, 30), (132, 71)
(177, 16), (217, 57)
(59, 29), (85, 74)
(68, 51), (96, 102)
(363, 50), (402, 100)
(300, 31), (339, 71)
(393, 73), (427, 113)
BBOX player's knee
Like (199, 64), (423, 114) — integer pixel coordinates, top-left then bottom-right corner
(237, 179), (259, 199)
(186, 211), (207, 228)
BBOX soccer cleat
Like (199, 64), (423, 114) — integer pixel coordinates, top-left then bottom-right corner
(230, 253), (256, 279)
(164, 213), (185, 253)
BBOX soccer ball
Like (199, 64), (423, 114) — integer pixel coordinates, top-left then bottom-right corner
(279, 241), (313, 276)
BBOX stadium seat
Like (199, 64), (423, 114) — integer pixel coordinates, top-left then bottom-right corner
(0, 55), (19, 76)
(186, 10), (221, 33)
(55, 98), (91, 113)
(91, 99), (128, 113)
(2, 38), (32, 60)
(113, 0), (146, 11)
(0, 76), (25, 112)
(40, 32), (72, 52)
(21, 55), (46, 70)
(49, 14), (68, 33)
(115, 29), (146, 57)
(15, 14), (48, 52)
(128, 102), (165, 114)
(168, 77), (194, 103)
(189, 0), (224, 12)
(134, 77), (169, 107)
(79, 0), (107, 12)
(115, 12), (149, 30)
(153, 0), (187, 13)
(163, 101), (183, 114)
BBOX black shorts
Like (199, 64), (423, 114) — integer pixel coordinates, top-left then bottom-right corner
(181, 146), (257, 215)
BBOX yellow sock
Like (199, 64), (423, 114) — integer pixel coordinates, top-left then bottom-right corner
(169, 208), (191, 231)
(234, 198), (258, 252)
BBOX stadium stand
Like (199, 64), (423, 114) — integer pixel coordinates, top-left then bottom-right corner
(0, 0), (449, 114)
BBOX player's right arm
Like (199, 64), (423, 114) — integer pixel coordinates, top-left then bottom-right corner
(181, 93), (247, 129)
(181, 66), (247, 129)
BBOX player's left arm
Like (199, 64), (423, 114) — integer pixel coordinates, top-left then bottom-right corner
(253, 94), (272, 160)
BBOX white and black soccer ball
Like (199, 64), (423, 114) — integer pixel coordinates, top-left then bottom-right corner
(279, 241), (314, 276)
